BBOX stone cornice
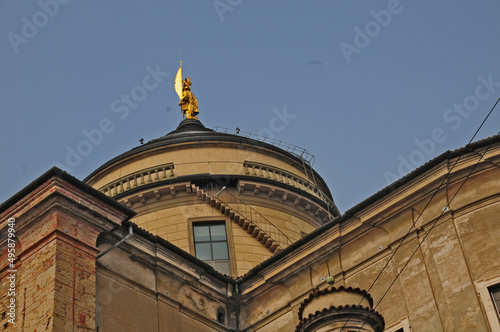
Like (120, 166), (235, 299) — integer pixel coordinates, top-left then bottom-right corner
(0, 167), (135, 225)
(295, 304), (385, 332)
(297, 286), (374, 320)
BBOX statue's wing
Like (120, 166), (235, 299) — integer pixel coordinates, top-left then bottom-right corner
(174, 66), (183, 100)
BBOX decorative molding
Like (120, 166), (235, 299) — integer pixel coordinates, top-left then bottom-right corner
(243, 161), (334, 208)
(237, 180), (332, 224)
(99, 162), (175, 197)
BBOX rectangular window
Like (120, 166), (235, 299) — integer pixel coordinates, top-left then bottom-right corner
(490, 284), (500, 318)
(385, 317), (411, 332)
(476, 277), (500, 330)
(193, 223), (231, 275)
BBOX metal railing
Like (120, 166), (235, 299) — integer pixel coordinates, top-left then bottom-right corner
(213, 126), (316, 165)
(203, 183), (293, 249)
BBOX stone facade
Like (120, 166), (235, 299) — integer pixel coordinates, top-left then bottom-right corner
(90, 133), (500, 331)
(84, 120), (337, 277)
(0, 169), (134, 331)
(1, 122), (500, 331)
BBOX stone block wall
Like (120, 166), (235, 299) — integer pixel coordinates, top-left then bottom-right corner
(0, 169), (133, 331)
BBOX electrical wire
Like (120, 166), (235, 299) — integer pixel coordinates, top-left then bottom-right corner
(340, 97), (500, 331)
(369, 128), (499, 314)
(356, 127), (500, 332)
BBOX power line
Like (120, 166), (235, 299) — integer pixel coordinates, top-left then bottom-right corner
(340, 97), (500, 331)
(374, 129), (500, 307)
(358, 128), (500, 331)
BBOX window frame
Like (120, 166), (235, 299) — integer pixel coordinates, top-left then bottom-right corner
(188, 216), (236, 276)
(193, 223), (229, 261)
(476, 275), (500, 331)
(384, 316), (411, 332)
(491, 284), (500, 317)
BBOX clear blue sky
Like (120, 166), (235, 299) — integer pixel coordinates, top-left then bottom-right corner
(1, 1), (499, 213)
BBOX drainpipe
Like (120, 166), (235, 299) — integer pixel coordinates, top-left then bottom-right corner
(235, 282), (240, 332)
(97, 225), (134, 259)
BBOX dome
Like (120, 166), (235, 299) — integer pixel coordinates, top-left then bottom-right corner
(84, 118), (339, 276)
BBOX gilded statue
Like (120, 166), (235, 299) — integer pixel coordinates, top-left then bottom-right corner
(179, 77), (199, 120)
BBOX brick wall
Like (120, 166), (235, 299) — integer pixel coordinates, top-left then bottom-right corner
(0, 169), (133, 331)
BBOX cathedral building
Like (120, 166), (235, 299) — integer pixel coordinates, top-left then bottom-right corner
(1, 77), (500, 331)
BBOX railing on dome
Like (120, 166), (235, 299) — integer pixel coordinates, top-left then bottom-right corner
(213, 126), (325, 199)
(212, 126), (316, 165)
(203, 182), (293, 249)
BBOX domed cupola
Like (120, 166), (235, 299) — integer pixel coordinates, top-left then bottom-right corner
(84, 74), (339, 276)
(296, 285), (385, 332)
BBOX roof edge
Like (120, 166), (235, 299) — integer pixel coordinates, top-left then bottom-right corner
(0, 166), (137, 218)
(235, 134), (500, 282)
(343, 134), (500, 218)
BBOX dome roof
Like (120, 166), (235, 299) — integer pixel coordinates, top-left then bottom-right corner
(145, 119), (313, 161)
(85, 119), (328, 189)
(84, 118), (339, 219)
(166, 118), (214, 134)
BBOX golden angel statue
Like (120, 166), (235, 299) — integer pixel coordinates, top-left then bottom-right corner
(174, 64), (199, 120)
(179, 77), (199, 120)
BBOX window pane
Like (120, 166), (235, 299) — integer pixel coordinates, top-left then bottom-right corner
(212, 242), (229, 260)
(193, 222), (230, 275)
(213, 261), (231, 275)
(492, 288), (500, 301)
(195, 243), (212, 261)
(491, 286), (500, 315)
(194, 225), (210, 242)
(210, 224), (227, 241)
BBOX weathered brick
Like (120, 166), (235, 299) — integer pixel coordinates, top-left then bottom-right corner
(0, 172), (132, 332)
